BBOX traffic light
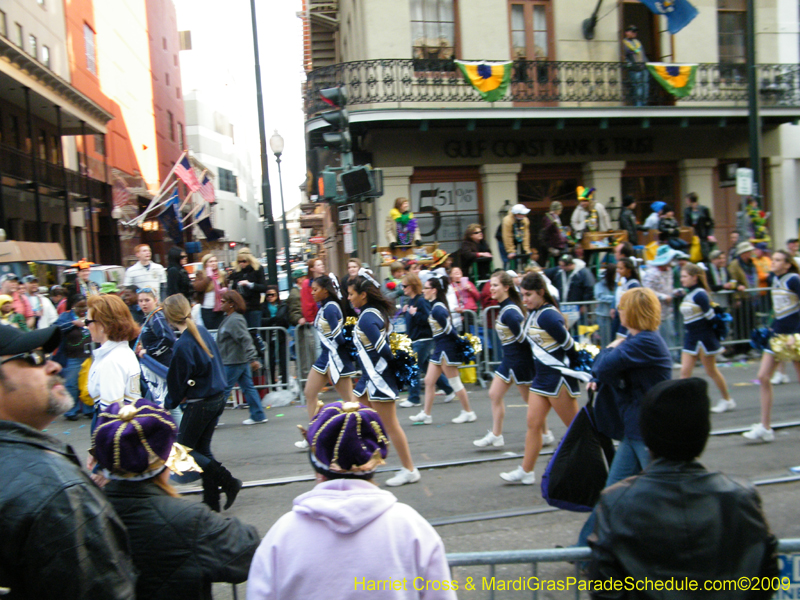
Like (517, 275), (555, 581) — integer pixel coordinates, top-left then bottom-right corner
(340, 165), (374, 199)
(318, 170), (339, 202)
(319, 87), (351, 160)
(228, 242), (237, 249)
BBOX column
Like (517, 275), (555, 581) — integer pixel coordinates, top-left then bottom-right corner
(678, 158), (717, 211)
(581, 161), (626, 225)
(378, 166), (414, 247)
(479, 163), (522, 259)
(770, 156), (800, 245)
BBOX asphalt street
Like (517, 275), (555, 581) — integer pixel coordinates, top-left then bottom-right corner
(47, 357), (800, 599)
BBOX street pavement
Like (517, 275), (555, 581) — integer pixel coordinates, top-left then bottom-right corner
(47, 356), (800, 599)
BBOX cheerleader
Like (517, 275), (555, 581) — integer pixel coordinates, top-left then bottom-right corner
(474, 271), (554, 448)
(744, 250), (800, 442)
(295, 275), (356, 450)
(409, 272), (476, 425)
(500, 272), (587, 485)
(135, 288), (177, 419)
(678, 263), (733, 412)
(612, 257), (640, 339)
(348, 269), (420, 486)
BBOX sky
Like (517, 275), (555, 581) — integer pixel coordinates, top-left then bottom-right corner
(176, 0), (307, 217)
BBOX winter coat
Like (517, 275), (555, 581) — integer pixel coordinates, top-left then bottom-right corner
(228, 264), (267, 312)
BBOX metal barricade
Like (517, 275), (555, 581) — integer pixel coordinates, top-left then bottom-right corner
(481, 305), (502, 383)
(458, 309), (486, 389)
(292, 323), (319, 401)
(226, 326), (297, 408)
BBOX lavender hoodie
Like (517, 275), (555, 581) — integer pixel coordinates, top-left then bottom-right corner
(246, 479), (458, 599)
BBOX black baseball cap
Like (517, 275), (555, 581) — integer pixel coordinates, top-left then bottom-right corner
(625, 24), (638, 32)
(0, 325), (61, 356)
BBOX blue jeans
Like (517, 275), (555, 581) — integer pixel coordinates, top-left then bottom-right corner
(224, 363), (266, 421)
(629, 69), (649, 106)
(408, 339), (454, 405)
(577, 437), (650, 546)
(178, 393), (227, 472)
(63, 357), (92, 418)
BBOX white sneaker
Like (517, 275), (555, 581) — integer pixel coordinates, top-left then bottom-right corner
(500, 465), (536, 485)
(243, 418), (268, 425)
(710, 399), (736, 413)
(771, 372), (790, 385)
(409, 410), (432, 424)
(398, 400), (421, 408)
(385, 467), (421, 487)
(473, 431), (504, 447)
(452, 410), (477, 424)
(742, 423), (775, 442)
(541, 430), (555, 447)
(443, 392), (456, 403)
(294, 438), (310, 450)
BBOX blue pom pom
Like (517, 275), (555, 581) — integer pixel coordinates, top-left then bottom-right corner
(342, 323), (358, 363)
(750, 327), (773, 351)
(573, 349), (594, 373)
(393, 349), (419, 391)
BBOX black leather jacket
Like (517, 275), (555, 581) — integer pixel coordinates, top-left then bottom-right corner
(618, 207), (641, 246)
(104, 479), (260, 600)
(588, 459), (779, 599)
(228, 265), (267, 312)
(0, 421), (137, 600)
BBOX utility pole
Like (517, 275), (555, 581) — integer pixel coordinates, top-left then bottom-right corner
(745, 0), (761, 203)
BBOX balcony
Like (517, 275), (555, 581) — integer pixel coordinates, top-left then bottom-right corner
(304, 59), (800, 118)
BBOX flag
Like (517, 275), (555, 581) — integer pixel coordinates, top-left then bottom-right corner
(199, 173), (215, 203)
(197, 216), (223, 242)
(454, 60), (512, 102)
(638, 0), (698, 35)
(112, 179), (131, 207)
(175, 155), (201, 192)
(157, 189), (184, 244)
(646, 63), (698, 98)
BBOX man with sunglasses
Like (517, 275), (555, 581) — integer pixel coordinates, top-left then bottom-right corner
(0, 325), (136, 599)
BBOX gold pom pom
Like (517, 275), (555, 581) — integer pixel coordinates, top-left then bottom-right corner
(345, 317), (357, 326)
(575, 342), (600, 357)
(389, 333), (418, 361)
(464, 333), (482, 354)
(769, 334), (800, 362)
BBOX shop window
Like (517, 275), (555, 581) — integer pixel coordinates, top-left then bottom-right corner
(718, 0), (746, 81)
(409, 180), (480, 253)
(411, 0), (457, 71)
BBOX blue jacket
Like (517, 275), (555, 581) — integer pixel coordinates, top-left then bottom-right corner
(404, 294), (433, 340)
(592, 330), (672, 441)
(166, 326), (227, 409)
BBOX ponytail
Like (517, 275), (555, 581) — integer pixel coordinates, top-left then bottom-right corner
(163, 294), (213, 358)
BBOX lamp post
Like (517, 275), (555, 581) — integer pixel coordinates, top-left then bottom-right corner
(269, 130), (293, 289)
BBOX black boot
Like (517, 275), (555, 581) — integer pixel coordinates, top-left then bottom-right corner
(212, 461), (243, 510)
(201, 469), (221, 512)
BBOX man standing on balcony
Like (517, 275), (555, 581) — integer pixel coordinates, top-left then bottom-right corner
(623, 25), (649, 107)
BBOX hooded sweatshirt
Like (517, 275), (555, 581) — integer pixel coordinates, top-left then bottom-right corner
(246, 479), (457, 600)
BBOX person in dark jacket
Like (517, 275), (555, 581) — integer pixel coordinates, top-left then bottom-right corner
(57, 295), (93, 420)
(544, 254), (596, 303)
(228, 248), (267, 353)
(166, 246), (193, 300)
(683, 192), (716, 261)
(93, 398), (260, 600)
(460, 223), (494, 282)
(164, 294), (241, 512)
(588, 378), (779, 598)
(0, 325), (137, 600)
(262, 284), (290, 387)
(577, 287), (672, 547)
(539, 201), (568, 266)
(657, 204), (687, 250)
(218, 290), (267, 426)
(618, 195), (645, 247)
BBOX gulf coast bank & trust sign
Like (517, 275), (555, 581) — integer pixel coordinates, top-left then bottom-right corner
(443, 136), (656, 159)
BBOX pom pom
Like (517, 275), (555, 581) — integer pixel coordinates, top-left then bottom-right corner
(769, 334), (800, 362)
(750, 327), (773, 351)
(342, 317), (359, 363)
(389, 333), (419, 391)
(455, 333), (482, 363)
(573, 342), (599, 373)
(710, 305), (732, 341)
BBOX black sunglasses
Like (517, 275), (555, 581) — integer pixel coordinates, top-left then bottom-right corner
(0, 349), (50, 367)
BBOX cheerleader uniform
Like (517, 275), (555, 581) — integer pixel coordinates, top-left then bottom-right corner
(614, 278), (641, 339)
(138, 308), (176, 406)
(526, 304), (580, 398)
(429, 301), (462, 365)
(680, 285), (721, 355)
(311, 298), (356, 382)
(494, 299), (534, 385)
(766, 272), (800, 353)
(353, 306), (399, 401)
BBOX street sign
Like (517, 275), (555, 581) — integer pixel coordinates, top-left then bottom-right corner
(309, 236), (325, 244)
(778, 553), (800, 597)
(343, 223), (354, 254)
(736, 168), (753, 195)
(338, 203), (355, 224)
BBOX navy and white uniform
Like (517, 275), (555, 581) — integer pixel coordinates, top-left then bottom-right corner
(353, 306), (399, 401)
(428, 301), (462, 365)
(526, 304), (580, 397)
(680, 286), (721, 355)
(615, 278), (641, 339)
(494, 299), (534, 385)
(766, 272), (800, 353)
(312, 298), (356, 382)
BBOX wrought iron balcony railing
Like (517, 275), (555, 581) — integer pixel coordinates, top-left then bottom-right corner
(304, 59), (800, 117)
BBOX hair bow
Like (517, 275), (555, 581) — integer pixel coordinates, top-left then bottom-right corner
(358, 267), (380, 289)
(329, 272), (341, 299)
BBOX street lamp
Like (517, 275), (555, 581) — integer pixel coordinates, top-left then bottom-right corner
(269, 130), (292, 288)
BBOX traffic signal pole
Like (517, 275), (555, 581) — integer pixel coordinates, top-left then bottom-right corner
(250, 0), (278, 286)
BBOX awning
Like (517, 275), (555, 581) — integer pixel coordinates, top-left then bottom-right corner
(0, 242), (67, 263)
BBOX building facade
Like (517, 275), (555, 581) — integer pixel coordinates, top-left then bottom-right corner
(303, 0), (800, 265)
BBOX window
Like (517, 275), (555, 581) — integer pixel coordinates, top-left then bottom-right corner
(165, 72), (170, 86)
(84, 23), (96, 74)
(0, 11), (7, 37)
(162, 36), (167, 50)
(38, 130), (47, 160)
(42, 45), (50, 68)
(176, 86), (180, 99)
(218, 167), (237, 194)
(410, 0), (456, 66)
(510, 1), (550, 60)
(94, 134), (105, 156)
(15, 23), (23, 48)
(29, 34), (37, 59)
(718, 0), (745, 77)
(179, 30), (192, 50)
(167, 111), (175, 142)
(177, 122), (184, 150)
